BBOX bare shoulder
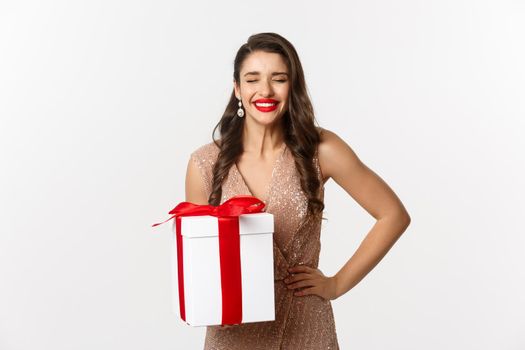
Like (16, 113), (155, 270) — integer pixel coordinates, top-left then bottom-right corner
(316, 127), (363, 183)
(316, 127), (411, 222)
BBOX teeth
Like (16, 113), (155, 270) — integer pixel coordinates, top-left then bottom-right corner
(255, 102), (277, 107)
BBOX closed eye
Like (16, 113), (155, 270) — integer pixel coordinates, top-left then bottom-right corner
(246, 80), (287, 83)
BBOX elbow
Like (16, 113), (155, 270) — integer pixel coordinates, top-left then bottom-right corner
(385, 208), (410, 232)
(399, 211), (411, 231)
(378, 208), (411, 232)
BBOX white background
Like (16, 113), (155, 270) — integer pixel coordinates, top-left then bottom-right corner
(1, 1), (524, 349)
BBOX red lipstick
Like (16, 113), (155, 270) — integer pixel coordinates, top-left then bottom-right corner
(253, 98), (279, 112)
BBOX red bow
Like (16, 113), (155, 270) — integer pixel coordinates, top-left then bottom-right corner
(152, 195), (266, 325)
(152, 195), (266, 227)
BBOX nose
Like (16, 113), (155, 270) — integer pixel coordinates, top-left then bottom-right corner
(259, 79), (274, 97)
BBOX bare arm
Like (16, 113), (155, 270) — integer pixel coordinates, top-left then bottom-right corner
(318, 128), (411, 298)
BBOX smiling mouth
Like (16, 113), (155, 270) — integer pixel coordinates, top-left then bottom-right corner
(253, 101), (279, 112)
(254, 102), (278, 107)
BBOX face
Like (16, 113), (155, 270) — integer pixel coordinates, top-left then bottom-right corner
(234, 51), (290, 126)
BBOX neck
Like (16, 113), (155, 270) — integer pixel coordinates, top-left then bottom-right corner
(242, 116), (285, 157)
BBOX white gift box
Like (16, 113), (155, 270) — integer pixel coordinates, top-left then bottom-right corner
(171, 212), (275, 327)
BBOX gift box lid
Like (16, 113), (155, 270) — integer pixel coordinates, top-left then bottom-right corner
(177, 212), (274, 238)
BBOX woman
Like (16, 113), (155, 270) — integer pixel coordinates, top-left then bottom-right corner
(186, 32), (411, 350)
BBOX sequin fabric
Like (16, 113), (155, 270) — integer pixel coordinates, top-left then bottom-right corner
(190, 141), (339, 350)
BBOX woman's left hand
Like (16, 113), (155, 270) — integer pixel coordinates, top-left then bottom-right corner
(285, 265), (339, 301)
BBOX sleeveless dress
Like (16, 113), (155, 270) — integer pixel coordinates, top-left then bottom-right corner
(190, 141), (340, 350)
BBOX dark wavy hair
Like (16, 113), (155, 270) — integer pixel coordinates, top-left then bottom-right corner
(209, 32), (325, 219)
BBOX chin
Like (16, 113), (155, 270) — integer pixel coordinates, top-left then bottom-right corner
(253, 115), (281, 126)
(250, 110), (285, 124)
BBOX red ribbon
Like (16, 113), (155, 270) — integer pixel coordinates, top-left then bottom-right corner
(152, 195), (265, 325)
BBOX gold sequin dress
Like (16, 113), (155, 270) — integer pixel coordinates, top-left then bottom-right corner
(190, 141), (340, 350)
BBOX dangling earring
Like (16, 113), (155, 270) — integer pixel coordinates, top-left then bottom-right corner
(237, 98), (245, 118)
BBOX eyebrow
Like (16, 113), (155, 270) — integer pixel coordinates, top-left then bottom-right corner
(243, 71), (289, 77)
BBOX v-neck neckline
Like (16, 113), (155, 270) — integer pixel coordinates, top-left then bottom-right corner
(234, 142), (287, 207)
